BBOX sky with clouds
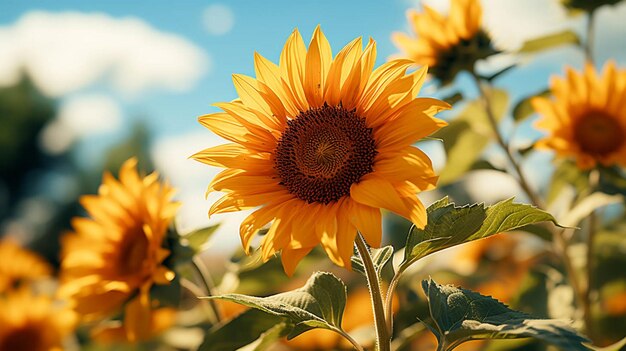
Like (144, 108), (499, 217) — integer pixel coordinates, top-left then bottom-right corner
(1, 0), (625, 250)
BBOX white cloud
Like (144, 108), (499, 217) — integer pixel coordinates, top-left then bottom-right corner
(203, 4), (235, 36)
(463, 169), (523, 204)
(58, 94), (122, 135)
(39, 94), (123, 154)
(0, 11), (209, 97)
(482, 0), (572, 51)
(151, 132), (248, 251)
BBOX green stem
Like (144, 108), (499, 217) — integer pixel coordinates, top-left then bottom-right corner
(471, 71), (591, 338)
(470, 73), (544, 208)
(334, 327), (366, 351)
(355, 234), (391, 351)
(191, 256), (222, 323)
(585, 9), (596, 64)
(583, 169), (600, 340)
(384, 268), (404, 333)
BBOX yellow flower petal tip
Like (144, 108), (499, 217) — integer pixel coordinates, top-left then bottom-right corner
(532, 61), (626, 169)
(193, 27), (447, 274)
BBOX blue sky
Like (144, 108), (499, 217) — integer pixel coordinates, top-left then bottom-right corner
(1, 0), (625, 249)
(0, 0), (409, 140)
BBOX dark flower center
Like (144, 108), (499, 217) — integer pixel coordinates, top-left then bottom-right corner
(117, 227), (149, 276)
(0, 325), (44, 351)
(573, 111), (624, 156)
(275, 104), (377, 204)
(432, 30), (495, 85)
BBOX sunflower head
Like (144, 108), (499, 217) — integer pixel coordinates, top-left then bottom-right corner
(0, 239), (52, 293)
(531, 62), (626, 169)
(392, 0), (496, 85)
(193, 26), (449, 275)
(59, 158), (179, 326)
(0, 288), (76, 351)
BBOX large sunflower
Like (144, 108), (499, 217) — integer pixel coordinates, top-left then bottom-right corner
(0, 239), (52, 292)
(392, 0), (493, 84)
(193, 27), (448, 275)
(0, 289), (76, 351)
(531, 62), (626, 169)
(59, 158), (178, 334)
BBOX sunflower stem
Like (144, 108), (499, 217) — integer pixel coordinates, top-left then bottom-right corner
(584, 9), (596, 64)
(583, 169), (600, 340)
(470, 72), (544, 209)
(384, 266), (405, 333)
(471, 72), (589, 339)
(191, 256), (222, 324)
(355, 234), (391, 351)
(334, 327), (366, 351)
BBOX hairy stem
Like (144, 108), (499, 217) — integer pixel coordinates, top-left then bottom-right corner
(191, 256), (222, 323)
(385, 267), (406, 333)
(355, 234), (391, 351)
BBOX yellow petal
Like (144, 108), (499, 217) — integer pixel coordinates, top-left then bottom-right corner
(281, 247), (314, 276)
(348, 200), (382, 248)
(304, 25), (332, 107)
(280, 29), (309, 111)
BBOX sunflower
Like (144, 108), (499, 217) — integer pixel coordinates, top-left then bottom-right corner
(0, 289), (76, 351)
(59, 158), (178, 331)
(0, 239), (52, 292)
(392, 0), (494, 84)
(192, 27), (448, 275)
(531, 62), (626, 169)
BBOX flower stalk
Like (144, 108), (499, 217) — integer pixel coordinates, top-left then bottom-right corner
(191, 256), (222, 324)
(470, 72), (596, 338)
(585, 9), (596, 64)
(355, 234), (391, 351)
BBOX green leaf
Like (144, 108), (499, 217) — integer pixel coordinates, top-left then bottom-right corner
(434, 120), (489, 185)
(560, 192), (623, 227)
(422, 278), (591, 351)
(403, 198), (486, 265)
(351, 245), (394, 278)
(547, 160), (589, 205)
(250, 323), (291, 351)
(184, 225), (219, 253)
(442, 91), (464, 106)
(468, 198), (561, 241)
(202, 272), (347, 339)
(516, 223), (553, 241)
(198, 309), (285, 351)
(512, 89), (550, 122)
(518, 30), (581, 54)
(433, 89), (508, 185)
(401, 197), (560, 271)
